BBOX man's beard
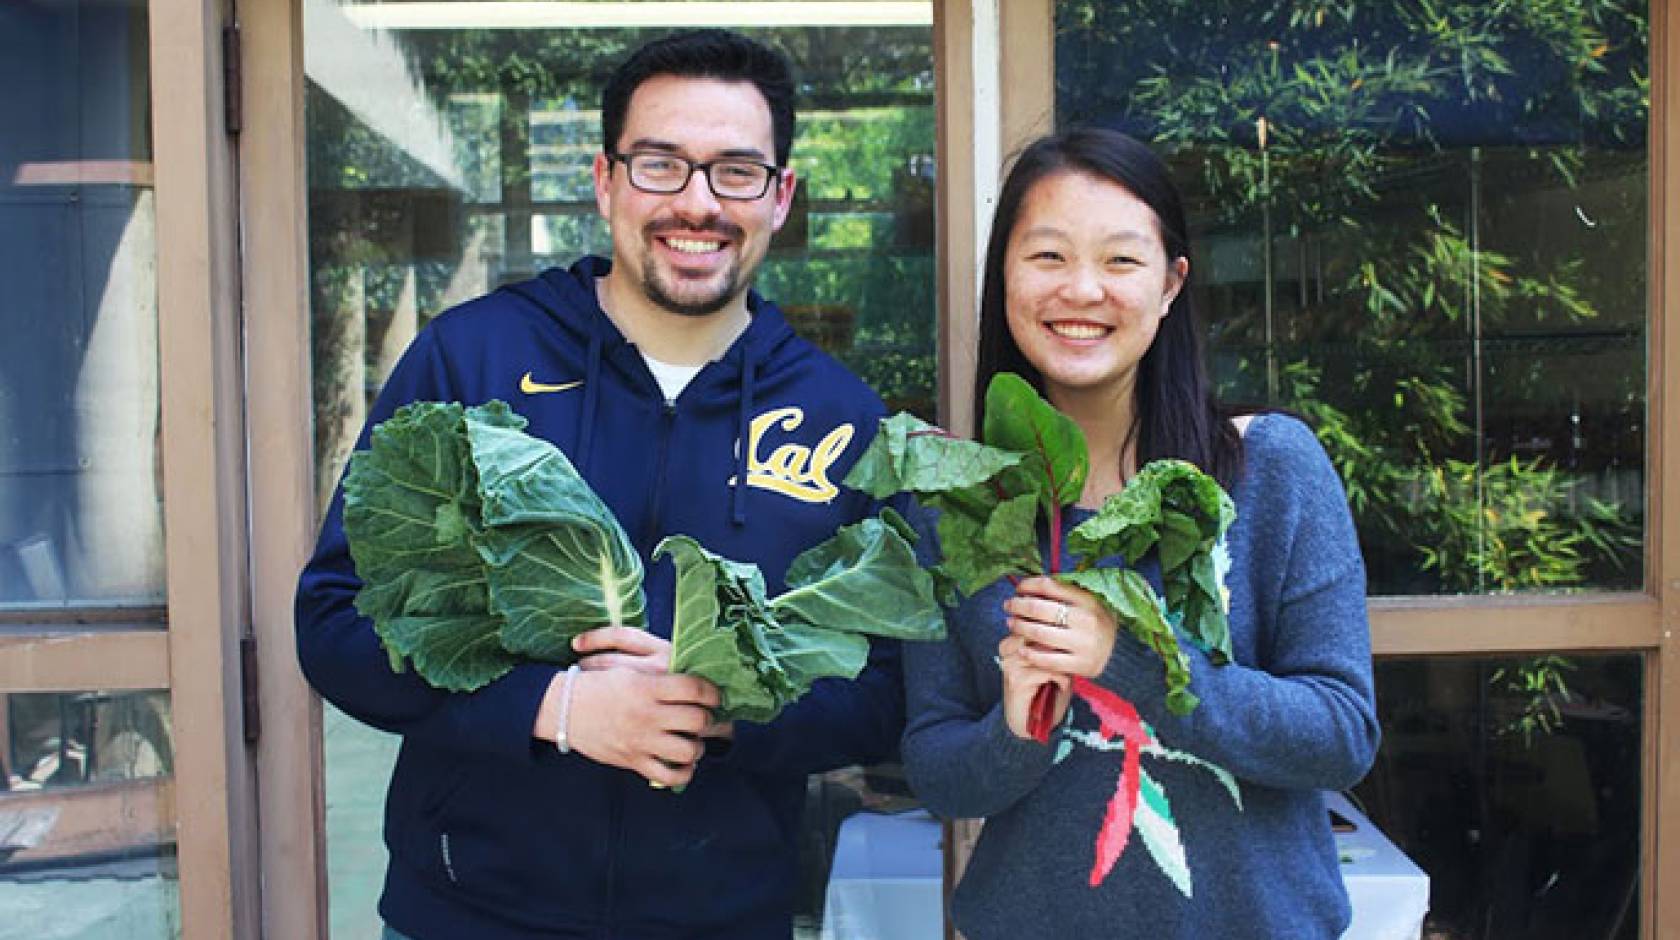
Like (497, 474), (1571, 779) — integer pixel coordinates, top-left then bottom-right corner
(639, 221), (754, 318)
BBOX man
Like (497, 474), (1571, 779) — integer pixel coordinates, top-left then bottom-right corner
(296, 30), (904, 940)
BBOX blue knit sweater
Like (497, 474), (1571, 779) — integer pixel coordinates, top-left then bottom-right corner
(902, 414), (1380, 939)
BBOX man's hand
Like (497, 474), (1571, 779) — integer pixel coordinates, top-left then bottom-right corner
(572, 625), (671, 673)
(535, 667), (721, 788)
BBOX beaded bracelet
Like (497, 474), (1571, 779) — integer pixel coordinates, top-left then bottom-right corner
(554, 663), (581, 755)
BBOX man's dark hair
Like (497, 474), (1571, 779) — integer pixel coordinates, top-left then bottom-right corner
(974, 126), (1246, 488)
(601, 29), (797, 166)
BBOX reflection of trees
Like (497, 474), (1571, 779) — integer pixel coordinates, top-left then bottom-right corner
(1058, 0), (1646, 594)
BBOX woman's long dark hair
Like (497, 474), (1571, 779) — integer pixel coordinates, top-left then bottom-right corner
(973, 127), (1244, 488)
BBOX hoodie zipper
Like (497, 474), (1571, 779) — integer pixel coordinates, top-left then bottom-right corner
(638, 399), (679, 553)
(605, 777), (623, 935)
(610, 401), (674, 936)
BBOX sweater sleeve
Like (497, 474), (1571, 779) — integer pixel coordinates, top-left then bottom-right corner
(293, 327), (558, 765)
(899, 617), (1057, 819)
(1095, 418), (1380, 792)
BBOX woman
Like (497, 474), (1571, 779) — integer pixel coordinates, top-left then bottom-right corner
(901, 127), (1380, 938)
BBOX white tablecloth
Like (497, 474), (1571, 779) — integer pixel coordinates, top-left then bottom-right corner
(1327, 791), (1431, 940)
(821, 795), (1430, 940)
(820, 809), (944, 940)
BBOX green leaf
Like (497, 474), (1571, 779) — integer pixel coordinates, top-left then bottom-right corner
(343, 400), (649, 691)
(843, 408), (1040, 603)
(776, 513), (946, 642)
(1057, 568), (1199, 716)
(344, 402), (520, 691)
(657, 536), (786, 723)
(982, 373), (1089, 511)
(935, 492), (1042, 597)
(842, 412), (1024, 500)
(1070, 459), (1236, 664)
(466, 411), (647, 662)
(660, 510), (946, 725)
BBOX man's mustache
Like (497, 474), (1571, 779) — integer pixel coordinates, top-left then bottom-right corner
(645, 219), (745, 241)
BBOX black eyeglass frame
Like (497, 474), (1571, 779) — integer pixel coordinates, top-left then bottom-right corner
(607, 151), (785, 201)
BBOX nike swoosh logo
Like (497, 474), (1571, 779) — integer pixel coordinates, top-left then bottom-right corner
(520, 372), (583, 395)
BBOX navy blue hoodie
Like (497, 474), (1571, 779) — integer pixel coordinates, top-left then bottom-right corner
(295, 257), (904, 939)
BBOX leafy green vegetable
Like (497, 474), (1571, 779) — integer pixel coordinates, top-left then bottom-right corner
(982, 372), (1089, 515)
(344, 400), (646, 690)
(659, 535), (791, 723)
(660, 510), (945, 724)
(1067, 459), (1237, 664)
(343, 401), (521, 691)
(842, 410), (1040, 598)
(1059, 568), (1198, 715)
(345, 400), (945, 718)
(468, 415), (647, 661)
(843, 374), (1238, 726)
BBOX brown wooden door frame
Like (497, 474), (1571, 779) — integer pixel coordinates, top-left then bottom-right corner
(0, 0), (260, 935)
(152, 0), (263, 932)
(238, 0), (329, 934)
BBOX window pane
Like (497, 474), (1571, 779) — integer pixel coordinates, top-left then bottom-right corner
(0, 690), (178, 940)
(1055, 1), (1648, 596)
(0, 0), (164, 610)
(1357, 655), (1641, 939)
(303, 5), (936, 937)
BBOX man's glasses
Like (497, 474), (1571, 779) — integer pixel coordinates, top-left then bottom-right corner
(609, 151), (782, 201)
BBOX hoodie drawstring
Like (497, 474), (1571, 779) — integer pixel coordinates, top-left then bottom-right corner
(732, 356), (757, 525)
(574, 331), (603, 475)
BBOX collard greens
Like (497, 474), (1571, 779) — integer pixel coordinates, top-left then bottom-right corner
(344, 400), (645, 691)
(344, 401), (944, 722)
(658, 509), (946, 723)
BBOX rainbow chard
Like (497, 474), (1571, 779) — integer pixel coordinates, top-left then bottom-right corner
(844, 374), (1236, 742)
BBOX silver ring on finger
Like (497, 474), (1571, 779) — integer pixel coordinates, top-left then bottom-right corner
(1055, 603), (1071, 628)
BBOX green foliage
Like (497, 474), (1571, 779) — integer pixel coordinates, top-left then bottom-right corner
(343, 401), (644, 691)
(845, 375), (1238, 716)
(657, 511), (945, 724)
(1067, 460), (1238, 665)
(345, 401), (943, 714)
(1491, 655), (1576, 746)
(842, 410), (1037, 599)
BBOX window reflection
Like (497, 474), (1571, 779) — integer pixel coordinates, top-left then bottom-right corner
(1055, 1), (1648, 596)
(0, 690), (178, 940)
(1356, 656), (1641, 939)
(0, 0), (164, 609)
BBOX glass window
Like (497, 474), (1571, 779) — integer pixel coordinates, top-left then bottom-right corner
(1055, 1), (1648, 596)
(0, 0), (165, 610)
(0, 690), (179, 940)
(303, 4), (936, 936)
(1357, 656), (1641, 939)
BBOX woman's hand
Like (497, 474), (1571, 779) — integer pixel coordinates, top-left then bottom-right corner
(1003, 576), (1118, 679)
(998, 633), (1071, 740)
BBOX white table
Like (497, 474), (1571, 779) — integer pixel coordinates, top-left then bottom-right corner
(820, 809), (943, 940)
(1327, 791), (1431, 940)
(821, 795), (1430, 940)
